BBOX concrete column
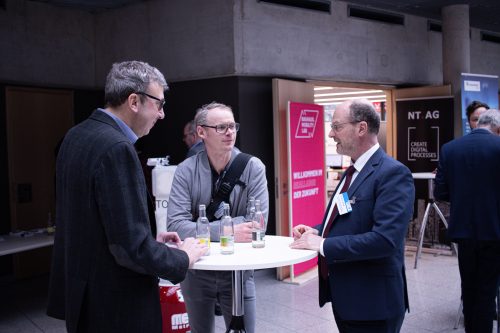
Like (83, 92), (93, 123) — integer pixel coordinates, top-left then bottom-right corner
(442, 4), (470, 137)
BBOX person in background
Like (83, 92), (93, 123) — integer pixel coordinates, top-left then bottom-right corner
(291, 99), (414, 333)
(466, 100), (489, 130)
(167, 102), (269, 333)
(47, 61), (207, 333)
(183, 119), (204, 158)
(434, 109), (500, 333)
(432, 100), (490, 176)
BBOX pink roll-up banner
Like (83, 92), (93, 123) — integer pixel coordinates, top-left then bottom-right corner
(287, 102), (326, 278)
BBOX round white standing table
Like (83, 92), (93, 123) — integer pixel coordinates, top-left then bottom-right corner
(191, 235), (317, 332)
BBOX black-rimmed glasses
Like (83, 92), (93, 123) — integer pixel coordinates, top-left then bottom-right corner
(135, 92), (165, 111)
(201, 122), (240, 134)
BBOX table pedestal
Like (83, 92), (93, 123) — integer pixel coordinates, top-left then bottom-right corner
(226, 270), (245, 332)
(190, 236), (317, 333)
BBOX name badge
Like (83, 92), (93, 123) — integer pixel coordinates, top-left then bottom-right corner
(335, 192), (352, 215)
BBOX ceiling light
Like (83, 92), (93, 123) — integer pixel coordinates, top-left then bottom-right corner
(314, 95), (386, 102)
(314, 90), (384, 97)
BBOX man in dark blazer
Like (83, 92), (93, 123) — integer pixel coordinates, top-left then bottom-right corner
(434, 109), (500, 333)
(47, 61), (207, 333)
(291, 99), (414, 333)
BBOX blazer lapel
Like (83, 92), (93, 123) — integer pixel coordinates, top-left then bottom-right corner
(319, 167), (354, 230)
(320, 195), (335, 231)
(324, 148), (385, 229)
(348, 148), (384, 197)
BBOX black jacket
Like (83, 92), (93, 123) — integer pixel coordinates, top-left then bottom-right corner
(47, 110), (189, 332)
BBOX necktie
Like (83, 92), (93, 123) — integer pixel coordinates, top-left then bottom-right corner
(319, 165), (356, 280)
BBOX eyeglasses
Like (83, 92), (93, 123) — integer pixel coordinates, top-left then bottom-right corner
(135, 92), (165, 111)
(330, 121), (360, 132)
(201, 122), (240, 134)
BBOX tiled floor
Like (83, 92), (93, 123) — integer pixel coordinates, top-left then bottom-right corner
(0, 251), (497, 333)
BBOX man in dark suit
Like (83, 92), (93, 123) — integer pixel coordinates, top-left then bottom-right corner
(47, 61), (207, 333)
(434, 109), (500, 333)
(291, 99), (414, 333)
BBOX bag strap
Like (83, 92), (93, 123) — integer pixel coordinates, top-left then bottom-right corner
(206, 153), (252, 221)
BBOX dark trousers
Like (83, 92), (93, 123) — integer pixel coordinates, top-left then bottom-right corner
(332, 306), (405, 333)
(457, 239), (500, 333)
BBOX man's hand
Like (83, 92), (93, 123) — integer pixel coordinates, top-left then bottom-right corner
(234, 222), (253, 242)
(178, 237), (208, 268)
(292, 224), (318, 240)
(289, 233), (322, 252)
(156, 231), (182, 246)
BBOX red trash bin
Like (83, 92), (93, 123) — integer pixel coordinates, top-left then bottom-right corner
(159, 280), (190, 333)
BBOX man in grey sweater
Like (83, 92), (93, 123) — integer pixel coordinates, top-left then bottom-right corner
(167, 102), (269, 333)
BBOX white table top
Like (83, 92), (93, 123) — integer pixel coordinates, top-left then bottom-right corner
(412, 172), (436, 180)
(191, 235), (317, 271)
(0, 233), (54, 256)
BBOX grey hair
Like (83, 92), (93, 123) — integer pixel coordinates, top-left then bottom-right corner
(194, 102), (233, 126)
(348, 99), (380, 134)
(104, 61), (168, 108)
(477, 109), (500, 131)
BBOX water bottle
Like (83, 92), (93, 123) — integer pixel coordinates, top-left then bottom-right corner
(219, 203), (234, 255)
(196, 204), (210, 255)
(245, 197), (255, 222)
(252, 199), (265, 248)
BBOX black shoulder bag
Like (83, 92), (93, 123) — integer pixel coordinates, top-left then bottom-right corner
(206, 153), (252, 221)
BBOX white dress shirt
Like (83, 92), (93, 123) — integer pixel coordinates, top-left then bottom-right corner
(319, 143), (380, 256)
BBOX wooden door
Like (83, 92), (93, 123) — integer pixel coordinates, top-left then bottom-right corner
(272, 79), (314, 280)
(389, 85), (453, 248)
(6, 86), (73, 277)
